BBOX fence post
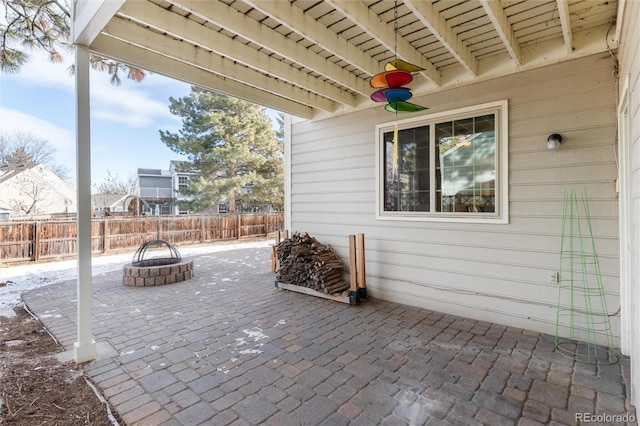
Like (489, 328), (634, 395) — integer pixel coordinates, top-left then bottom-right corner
(32, 221), (40, 262)
(157, 216), (162, 240)
(200, 215), (206, 243)
(103, 218), (110, 253)
(237, 214), (241, 240)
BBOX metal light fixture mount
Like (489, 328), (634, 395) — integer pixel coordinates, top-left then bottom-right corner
(547, 133), (562, 150)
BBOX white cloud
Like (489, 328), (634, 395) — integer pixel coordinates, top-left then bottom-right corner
(6, 51), (185, 129)
(90, 78), (179, 128)
(0, 108), (75, 163)
(4, 51), (75, 90)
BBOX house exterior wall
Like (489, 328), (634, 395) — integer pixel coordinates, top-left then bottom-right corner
(617, 0), (640, 412)
(0, 165), (76, 218)
(289, 53), (619, 343)
(139, 175), (172, 198)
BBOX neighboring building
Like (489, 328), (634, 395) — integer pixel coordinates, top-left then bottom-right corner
(169, 161), (198, 214)
(0, 164), (75, 219)
(0, 204), (11, 221)
(137, 167), (173, 215)
(137, 161), (198, 215)
(90, 193), (130, 216)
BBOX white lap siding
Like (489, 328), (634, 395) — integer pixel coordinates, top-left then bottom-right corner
(289, 53), (619, 343)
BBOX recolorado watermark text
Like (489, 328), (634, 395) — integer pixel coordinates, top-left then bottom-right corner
(575, 412), (636, 424)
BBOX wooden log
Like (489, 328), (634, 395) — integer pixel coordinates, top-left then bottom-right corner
(324, 281), (349, 292)
(321, 279), (343, 286)
(324, 284), (349, 294)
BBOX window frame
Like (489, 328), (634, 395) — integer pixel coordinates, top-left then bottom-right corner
(375, 99), (509, 224)
(178, 175), (189, 191)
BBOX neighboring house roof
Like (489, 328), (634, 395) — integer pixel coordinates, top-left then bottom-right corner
(91, 193), (130, 211)
(0, 164), (29, 184)
(170, 160), (198, 175)
(0, 164), (76, 217)
(138, 168), (173, 176)
(137, 168), (163, 175)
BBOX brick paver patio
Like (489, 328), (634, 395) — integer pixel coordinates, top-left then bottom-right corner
(22, 245), (636, 425)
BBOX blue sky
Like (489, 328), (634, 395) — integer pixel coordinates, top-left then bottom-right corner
(0, 51), (255, 187)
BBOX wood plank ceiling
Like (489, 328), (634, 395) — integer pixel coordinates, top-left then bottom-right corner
(89, 0), (620, 119)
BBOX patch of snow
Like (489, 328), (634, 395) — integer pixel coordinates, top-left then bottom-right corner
(242, 328), (268, 341)
(238, 348), (263, 355)
(38, 313), (62, 319)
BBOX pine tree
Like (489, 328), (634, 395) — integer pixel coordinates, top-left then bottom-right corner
(1, 0), (144, 84)
(159, 87), (284, 213)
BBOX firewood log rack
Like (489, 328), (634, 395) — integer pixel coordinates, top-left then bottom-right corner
(273, 233), (367, 305)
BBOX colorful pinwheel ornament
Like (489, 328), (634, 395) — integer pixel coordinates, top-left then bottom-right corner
(370, 59), (427, 113)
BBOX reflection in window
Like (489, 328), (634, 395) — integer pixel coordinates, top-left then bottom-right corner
(383, 125), (430, 212)
(436, 114), (495, 213)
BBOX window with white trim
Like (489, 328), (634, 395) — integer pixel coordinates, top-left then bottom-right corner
(178, 176), (189, 191)
(376, 100), (508, 223)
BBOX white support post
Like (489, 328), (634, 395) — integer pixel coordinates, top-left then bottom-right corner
(74, 44), (96, 363)
(284, 114), (292, 232)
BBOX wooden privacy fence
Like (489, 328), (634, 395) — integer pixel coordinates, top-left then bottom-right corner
(0, 213), (284, 264)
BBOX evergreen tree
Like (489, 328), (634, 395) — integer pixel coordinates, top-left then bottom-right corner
(159, 87), (284, 213)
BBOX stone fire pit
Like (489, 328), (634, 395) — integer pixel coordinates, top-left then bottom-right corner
(123, 239), (194, 286)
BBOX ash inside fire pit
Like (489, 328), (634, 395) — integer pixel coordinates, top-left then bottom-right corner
(132, 239), (181, 267)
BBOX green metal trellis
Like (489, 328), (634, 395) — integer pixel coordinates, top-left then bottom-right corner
(554, 188), (617, 364)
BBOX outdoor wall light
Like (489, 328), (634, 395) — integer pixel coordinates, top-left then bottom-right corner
(547, 133), (563, 150)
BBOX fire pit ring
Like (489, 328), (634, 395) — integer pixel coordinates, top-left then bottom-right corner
(132, 239), (182, 267)
(123, 239), (194, 287)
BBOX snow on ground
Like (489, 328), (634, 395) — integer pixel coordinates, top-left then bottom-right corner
(0, 239), (272, 318)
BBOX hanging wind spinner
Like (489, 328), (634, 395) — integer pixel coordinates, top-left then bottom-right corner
(370, 0), (427, 113)
(370, 59), (427, 113)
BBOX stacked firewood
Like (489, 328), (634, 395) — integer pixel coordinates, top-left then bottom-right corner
(276, 232), (349, 294)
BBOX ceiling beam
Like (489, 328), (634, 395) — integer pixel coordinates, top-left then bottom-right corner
(103, 17), (337, 113)
(91, 34), (315, 119)
(118, 1), (357, 107)
(326, 0), (441, 85)
(556, 0), (574, 54)
(478, 0), (522, 66)
(72, 0), (125, 45)
(403, 0), (478, 76)
(241, 0), (380, 77)
(171, 0), (372, 97)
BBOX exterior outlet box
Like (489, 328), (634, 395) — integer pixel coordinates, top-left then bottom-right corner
(548, 272), (559, 283)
